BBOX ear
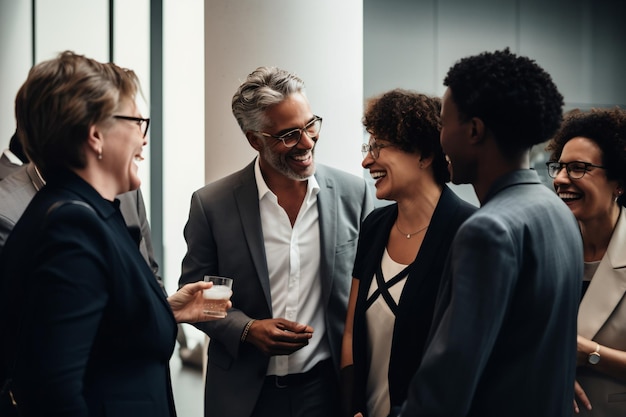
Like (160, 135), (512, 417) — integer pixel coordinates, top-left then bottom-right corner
(419, 153), (434, 169)
(468, 117), (486, 145)
(86, 124), (104, 156)
(246, 131), (264, 152)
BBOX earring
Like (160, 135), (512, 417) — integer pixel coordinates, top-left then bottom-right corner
(98, 150), (103, 160)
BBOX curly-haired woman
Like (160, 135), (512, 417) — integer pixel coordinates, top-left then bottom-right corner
(546, 107), (626, 417)
(340, 89), (476, 417)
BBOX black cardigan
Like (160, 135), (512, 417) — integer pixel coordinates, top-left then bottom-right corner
(350, 185), (476, 415)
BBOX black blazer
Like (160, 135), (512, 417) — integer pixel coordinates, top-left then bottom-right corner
(351, 186), (476, 415)
(0, 170), (177, 417)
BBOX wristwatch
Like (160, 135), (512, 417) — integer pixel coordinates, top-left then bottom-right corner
(588, 343), (601, 365)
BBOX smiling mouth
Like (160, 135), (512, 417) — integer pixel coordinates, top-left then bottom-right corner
(134, 155), (144, 162)
(558, 192), (581, 202)
(370, 171), (386, 180)
(290, 150), (312, 163)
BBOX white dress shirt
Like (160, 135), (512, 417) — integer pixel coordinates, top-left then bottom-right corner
(254, 158), (331, 376)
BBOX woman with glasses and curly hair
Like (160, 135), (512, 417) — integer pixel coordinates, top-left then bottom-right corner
(546, 107), (626, 416)
(340, 89), (476, 417)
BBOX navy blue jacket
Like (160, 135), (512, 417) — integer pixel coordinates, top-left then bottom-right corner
(0, 170), (177, 417)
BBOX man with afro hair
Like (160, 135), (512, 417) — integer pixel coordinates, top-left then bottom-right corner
(395, 48), (584, 417)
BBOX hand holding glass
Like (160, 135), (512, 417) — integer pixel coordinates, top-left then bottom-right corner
(203, 276), (233, 317)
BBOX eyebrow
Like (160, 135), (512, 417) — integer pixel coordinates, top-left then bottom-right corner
(272, 116), (317, 136)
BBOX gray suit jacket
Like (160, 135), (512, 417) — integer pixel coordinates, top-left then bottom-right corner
(576, 208), (626, 416)
(399, 170), (583, 417)
(0, 163), (159, 276)
(0, 151), (21, 180)
(179, 160), (373, 417)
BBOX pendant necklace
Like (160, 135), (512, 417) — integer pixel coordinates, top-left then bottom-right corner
(395, 222), (428, 239)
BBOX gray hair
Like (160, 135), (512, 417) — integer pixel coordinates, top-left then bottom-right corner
(231, 66), (306, 133)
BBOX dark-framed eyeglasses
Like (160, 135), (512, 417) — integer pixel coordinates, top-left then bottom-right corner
(361, 141), (396, 160)
(255, 116), (322, 147)
(113, 115), (150, 138)
(545, 161), (606, 179)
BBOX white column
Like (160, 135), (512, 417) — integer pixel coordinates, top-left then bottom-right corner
(162, 0), (206, 295)
(0, 1), (32, 148)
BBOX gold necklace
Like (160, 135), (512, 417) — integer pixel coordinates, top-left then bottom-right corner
(395, 222), (428, 239)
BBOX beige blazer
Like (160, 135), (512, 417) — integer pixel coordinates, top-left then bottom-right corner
(576, 208), (626, 416)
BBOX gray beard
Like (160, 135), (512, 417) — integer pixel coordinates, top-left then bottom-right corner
(261, 145), (314, 181)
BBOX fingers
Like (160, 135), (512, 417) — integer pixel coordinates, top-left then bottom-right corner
(276, 318), (314, 334)
(273, 319), (312, 349)
(276, 330), (312, 346)
(183, 281), (213, 293)
(574, 380), (591, 412)
(179, 280), (213, 296)
(247, 318), (313, 356)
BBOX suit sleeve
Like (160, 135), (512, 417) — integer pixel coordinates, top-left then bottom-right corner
(0, 214), (14, 251)
(134, 189), (162, 286)
(361, 180), (375, 224)
(179, 191), (250, 357)
(400, 215), (519, 416)
(15, 204), (109, 416)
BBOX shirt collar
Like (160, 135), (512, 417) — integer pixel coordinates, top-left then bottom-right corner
(3, 149), (23, 166)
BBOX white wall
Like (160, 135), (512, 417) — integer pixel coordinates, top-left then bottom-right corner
(113, 0), (152, 217)
(35, 0), (108, 63)
(0, 0), (32, 148)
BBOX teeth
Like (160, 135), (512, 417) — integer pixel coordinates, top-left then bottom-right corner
(292, 153), (310, 162)
(558, 192), (580, 200)
(135, 155), (144, 162)
(370, 171), (386, 179)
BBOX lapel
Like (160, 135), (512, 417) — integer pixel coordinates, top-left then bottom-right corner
(233, 162), (272, 312)
(315, 166), (337, 307)
(578, 208), (626, 338)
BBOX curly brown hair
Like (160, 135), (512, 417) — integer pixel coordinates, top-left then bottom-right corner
(546, 107), (626, 205)
(362, 89), (449, 184)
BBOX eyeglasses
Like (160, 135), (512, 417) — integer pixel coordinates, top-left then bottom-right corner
(545, 161), (606, 179)
(361, 141), (396, 159)
(255, 116), (323, 147)
(113, 115), (150, 138)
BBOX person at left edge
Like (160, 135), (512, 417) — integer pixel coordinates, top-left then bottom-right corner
(0, 131), (26, 180)
(0, 51), (226, 417)
(178, 66), (374, 417)
(0, 132), (197, 367)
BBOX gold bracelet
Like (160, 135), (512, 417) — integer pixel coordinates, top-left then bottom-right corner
(240, 319), (255, 343)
